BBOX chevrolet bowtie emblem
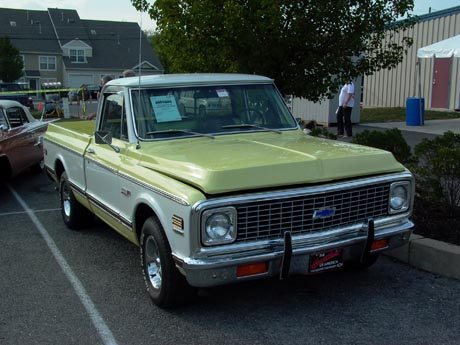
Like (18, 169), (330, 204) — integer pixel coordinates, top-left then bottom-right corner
(312, 207), (336, 219)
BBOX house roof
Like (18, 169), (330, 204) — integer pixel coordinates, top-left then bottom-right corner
(75, 19), (163, 71)
(47, 8), (91, 46)
(0, 7), (163, 72)
(0, 8), (61, 53)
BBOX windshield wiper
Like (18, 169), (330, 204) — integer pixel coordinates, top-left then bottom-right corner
(221, 124), (282, 134)
(145, 129), (215, 139)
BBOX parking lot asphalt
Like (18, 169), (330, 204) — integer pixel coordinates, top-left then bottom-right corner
(2, 172), (460, 345)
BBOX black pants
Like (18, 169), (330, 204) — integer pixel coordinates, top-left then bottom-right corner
(337, 106), (352, 136)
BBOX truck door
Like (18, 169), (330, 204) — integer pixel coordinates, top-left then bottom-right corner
(85, 92), (130, 228)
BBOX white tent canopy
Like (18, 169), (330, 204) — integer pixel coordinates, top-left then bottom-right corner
(417, 34), (460, 58)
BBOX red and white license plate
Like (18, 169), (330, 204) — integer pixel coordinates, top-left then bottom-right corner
(309, 249), (343, 273)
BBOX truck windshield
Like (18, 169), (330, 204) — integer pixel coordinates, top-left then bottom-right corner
(130, 84), (297, 140)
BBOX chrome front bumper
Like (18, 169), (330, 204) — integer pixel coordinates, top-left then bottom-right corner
(173, 219), (413, 287)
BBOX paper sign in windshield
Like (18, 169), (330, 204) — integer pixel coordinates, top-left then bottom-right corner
(150, 95), (182, 123)
(216, 89), (229, 98)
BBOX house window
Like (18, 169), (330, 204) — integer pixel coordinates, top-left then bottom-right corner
(39, 56), (56, 70)
(70, 49), (85, 63)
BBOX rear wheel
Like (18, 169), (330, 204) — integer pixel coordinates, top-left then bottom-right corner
(59, 172), (92, 229)
(140, 216), (193, 308)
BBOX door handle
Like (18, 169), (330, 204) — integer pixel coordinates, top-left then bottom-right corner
(86, 148), (95, 154)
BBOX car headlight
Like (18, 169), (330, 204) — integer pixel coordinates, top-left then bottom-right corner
(389, 181), (410, 213)
(202, 207), (236, 246)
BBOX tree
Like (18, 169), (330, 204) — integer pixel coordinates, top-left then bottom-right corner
(131, 0), (415, 100)
(0, 36), (23, 82)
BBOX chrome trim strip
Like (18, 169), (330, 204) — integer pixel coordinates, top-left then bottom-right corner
(67, 180), (133, 229)
(118, 170), (189, 206)
(87, 193), (133, 229)
(192, 172), (413, 212)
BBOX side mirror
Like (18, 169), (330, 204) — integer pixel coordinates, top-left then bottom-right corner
(95, 130), (112, 145)
(0, 124), (6, 132)
(95, 130), (120, 153)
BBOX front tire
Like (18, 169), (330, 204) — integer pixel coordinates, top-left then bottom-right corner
(140, 217), (193, 308)
(59, 172), (92, 229)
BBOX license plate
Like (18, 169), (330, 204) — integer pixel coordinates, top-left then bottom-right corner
(309, 249), (343, 273)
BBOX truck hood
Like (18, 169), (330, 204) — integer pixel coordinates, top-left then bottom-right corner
(138, 131), (405, 194)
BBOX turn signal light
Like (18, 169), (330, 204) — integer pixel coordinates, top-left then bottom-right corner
(236, 262), (268, 278)
(371, 239), (389, 251)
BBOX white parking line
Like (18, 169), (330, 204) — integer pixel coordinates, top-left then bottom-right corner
(0, 208), (61, 217)
(8, 185), (119, 345)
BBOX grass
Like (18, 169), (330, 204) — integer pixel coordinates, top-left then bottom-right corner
(361, 107), (460, 123)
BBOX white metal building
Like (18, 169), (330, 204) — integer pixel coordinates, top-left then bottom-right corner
(364, 6), (460, 111)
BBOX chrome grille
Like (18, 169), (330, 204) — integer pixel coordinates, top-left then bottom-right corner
(236, 183), (390, 242)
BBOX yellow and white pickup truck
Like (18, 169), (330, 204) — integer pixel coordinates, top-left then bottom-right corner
(44, 74), (414, 308)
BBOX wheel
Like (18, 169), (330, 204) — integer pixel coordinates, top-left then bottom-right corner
(140, 216), (193, 308)
(59, 172), (93, 229)
(345, 254), (380, 271)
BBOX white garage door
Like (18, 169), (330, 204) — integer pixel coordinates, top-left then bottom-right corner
(68, 74), (94, 88)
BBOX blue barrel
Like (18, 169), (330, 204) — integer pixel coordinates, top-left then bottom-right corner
(406, 97), (425, 126)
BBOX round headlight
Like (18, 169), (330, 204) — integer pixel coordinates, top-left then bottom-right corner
(205, 213), (232, 240)
(390, 185), (408, 210)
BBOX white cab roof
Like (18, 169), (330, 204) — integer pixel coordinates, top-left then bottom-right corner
(107, 73), (273, 88)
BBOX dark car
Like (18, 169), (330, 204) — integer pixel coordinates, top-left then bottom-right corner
(0, 83), (34, 110)
(0, 100), (53, 178)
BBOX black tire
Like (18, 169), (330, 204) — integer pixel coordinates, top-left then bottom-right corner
(345, 254), (380, 271)
(59, 172), (92, 229)
(140, 217), (193, 308)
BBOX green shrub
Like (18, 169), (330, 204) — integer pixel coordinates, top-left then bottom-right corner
(351, 128), (411, 164)
(309, 127), (337, 140)
(412, 131), (460, 217)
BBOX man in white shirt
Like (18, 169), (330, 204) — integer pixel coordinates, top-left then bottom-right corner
(337, 82), (355, 137)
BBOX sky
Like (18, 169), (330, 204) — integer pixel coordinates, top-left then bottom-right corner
(0, 0), (459, 32)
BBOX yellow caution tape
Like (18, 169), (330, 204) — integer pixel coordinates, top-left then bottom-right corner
(0, 87), (93, 95)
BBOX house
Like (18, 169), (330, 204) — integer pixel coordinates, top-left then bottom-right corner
(0, 7), (163, 95)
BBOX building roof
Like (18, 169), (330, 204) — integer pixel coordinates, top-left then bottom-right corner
(47, 8), (91, 47)
(0, 7), (163, 72)
(69, 19), (163, 71)
(0, 8), (61, 53)
(416, 5), (460, 23)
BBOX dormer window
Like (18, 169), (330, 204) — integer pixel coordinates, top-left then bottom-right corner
(70, 49), (85, 63)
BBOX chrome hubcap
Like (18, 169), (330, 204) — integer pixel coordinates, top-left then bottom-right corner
(145, 236), (162, 290)
(62, 183), (71, 217)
